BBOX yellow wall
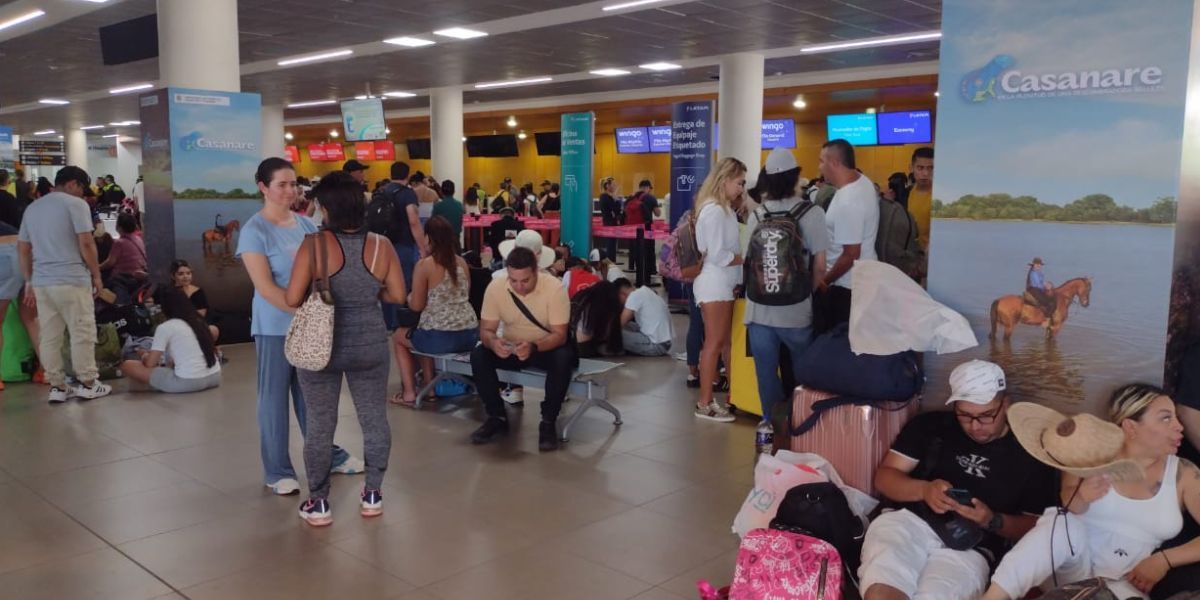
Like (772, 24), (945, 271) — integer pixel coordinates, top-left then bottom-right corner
(294, 123), (931, 196)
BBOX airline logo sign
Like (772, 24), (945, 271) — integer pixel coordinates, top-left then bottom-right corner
(961, 55), (1165, 103)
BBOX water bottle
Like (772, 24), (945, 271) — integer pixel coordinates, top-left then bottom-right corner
(754, 420), (774, 462)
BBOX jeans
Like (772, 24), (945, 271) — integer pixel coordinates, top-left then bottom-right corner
(34, 285), (98, 387)
(747, 323), (813, 418)
(383, 242), (418, 331)
(254, 335), (349, 485)
(685, 283), (704, 367)
(470, 342), (578, 422)
(622, 322), (671, 356)
(411, 328), (479, 355)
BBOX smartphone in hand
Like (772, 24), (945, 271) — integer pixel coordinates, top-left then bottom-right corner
(947, 488), (974, 505)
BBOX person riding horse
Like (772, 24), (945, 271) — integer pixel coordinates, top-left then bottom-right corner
(1024, 257), (1056, 322)
(213, 213), (228, 239)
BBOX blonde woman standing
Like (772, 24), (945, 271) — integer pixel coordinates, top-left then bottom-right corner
(691, 157), (747, 423)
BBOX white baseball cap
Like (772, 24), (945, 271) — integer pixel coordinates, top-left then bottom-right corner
(764, 147), (799, 175)
(946, 360), (1007, 405)
(498, 229), (555, 269)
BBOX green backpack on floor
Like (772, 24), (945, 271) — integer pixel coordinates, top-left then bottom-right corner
(61, 322), (123, 381)
(1, 307), (34, 382)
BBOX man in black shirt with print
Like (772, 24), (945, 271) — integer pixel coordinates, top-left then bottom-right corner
(859, 360), (1056, 600)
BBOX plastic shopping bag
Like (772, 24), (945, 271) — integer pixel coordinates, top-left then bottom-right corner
(732, 453), (826, 538)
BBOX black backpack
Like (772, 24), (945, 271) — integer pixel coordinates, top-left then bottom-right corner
(743, 201), (815, 306)
(366, 184), (403, 243)
(769, 481), (865, 587)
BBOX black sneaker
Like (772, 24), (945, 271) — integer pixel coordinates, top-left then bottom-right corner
(298, 498), (332, 527)
(538, 421), (559, 452)
(713, 375), (730, 393)
(470, 417), (509, 445)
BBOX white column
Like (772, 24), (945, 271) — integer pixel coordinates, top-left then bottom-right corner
(717, 53), (765, 186)
(157, 0), (240, 92)
(66, 129), (89, 173)
(430, 87), (465, 189)
(261, 104), (285, 159)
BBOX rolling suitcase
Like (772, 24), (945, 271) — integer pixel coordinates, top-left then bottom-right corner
(779, 386), (919, 496)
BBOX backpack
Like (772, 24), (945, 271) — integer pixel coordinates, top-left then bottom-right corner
(566, 267), (601, 298)
(875, 199), (926, 279)
(769, 481), (865, 580)
(727, 528), (843, 600)
(490, 190), (509, 213)
(366, 184), (403, 243)
(623, 191), (646, 225)
(1038, 579), (1118, 600)
(744, 202), (815, 306)
(658, 211), (703, 282)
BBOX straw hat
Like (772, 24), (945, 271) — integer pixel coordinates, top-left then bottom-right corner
(1008, 403), (1144, 482)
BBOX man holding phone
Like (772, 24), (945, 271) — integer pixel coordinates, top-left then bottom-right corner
(859, 360), (1056, 600)
(470, 245), (576, 452)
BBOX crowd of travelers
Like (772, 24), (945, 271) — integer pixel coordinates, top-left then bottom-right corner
(2, 137), (1197, 599)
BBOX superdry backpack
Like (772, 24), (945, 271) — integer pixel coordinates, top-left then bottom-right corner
(658, 211), (703, 282)
(744, 201), (815, 306)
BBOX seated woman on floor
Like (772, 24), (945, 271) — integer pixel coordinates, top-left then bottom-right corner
(572, 280), (624, 358)
(120, 287), (221, 394)
(391, 216), (479, 407)
(170, 259), (220, 342)
(982, 383), (1200, 600)
(99, 213), (147, 283)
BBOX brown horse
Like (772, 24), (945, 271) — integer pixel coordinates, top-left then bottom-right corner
(202, 220), (240, 256)
(990, 277), (1092, 340)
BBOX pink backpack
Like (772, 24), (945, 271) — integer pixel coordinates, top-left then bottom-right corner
(719, 528), (843, 600)
(659, 211), (702, 282)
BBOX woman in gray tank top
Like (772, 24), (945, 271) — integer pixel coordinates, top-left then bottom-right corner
(286, 173), (408, 527)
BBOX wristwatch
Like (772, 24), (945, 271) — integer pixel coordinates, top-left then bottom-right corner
(986, 513), (1003, 532)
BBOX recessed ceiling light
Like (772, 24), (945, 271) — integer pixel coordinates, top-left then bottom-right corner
(284, 132), (294, 140)
(866, 108), (877, 114)
(329, 130), (340, 138)
(506, 116), (518, 128)
(639, 62), (682, 71)
(277, 49), (353, 67)
(474, 76), (553, 89)
(109, 83), (154, 95)
(79, 0), (111, 3)
(602, 0), (667, 11)
(32, 129), (56, 135)
(792, 97), (807, 109)
(383, 91), (417, 98)
(38, 98), (70, 105)
(0, 9), (45, 32)
(80, 125), (105, 131)
(287, 99), (338, 108)
(109, 120), (141, 126)
(434, 27), (487, 39)
(590, 68), (631, 77)
(383, 36), (435, 47)
(354, 95), (369, 100)
(517, 131), (527, 140)
(102, 134), (119, 138)
(800, 31), (941, 54)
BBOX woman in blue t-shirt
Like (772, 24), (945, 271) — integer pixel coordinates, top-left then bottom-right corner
(236, 157), (362, 496)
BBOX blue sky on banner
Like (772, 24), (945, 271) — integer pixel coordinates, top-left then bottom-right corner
(935, 0), (1193, 208)
(169, 90), (262, 193)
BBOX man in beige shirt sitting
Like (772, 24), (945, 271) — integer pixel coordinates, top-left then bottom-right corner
(470, 246), (576, 451)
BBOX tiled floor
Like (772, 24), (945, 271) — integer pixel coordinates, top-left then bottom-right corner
(0, 315), (757, 599)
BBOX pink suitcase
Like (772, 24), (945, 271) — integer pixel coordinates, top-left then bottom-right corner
(785, 386), (919, 496)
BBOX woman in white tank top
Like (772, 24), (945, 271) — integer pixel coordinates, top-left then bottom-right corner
(984, 384), (1200, 599)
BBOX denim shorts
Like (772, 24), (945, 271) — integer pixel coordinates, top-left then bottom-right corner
(411, 328), (479, 355)
(0, 245), (22, 300)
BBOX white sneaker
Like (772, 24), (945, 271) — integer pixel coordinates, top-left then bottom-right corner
(47, 387), (70, 404)
(267, 478), (301, 495)
(332, 456), (365, 475)
(72, 381), (112, 401)
(501, 386), (525, 406)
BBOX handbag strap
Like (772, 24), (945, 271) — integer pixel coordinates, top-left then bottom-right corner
(509, 290), (552, 334)
(310, 232), (330, 295)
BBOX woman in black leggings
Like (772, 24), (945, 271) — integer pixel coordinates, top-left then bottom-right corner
(286, 173), (408, 527)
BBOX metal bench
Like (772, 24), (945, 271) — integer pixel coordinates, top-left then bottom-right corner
(412, 351), (624, 442)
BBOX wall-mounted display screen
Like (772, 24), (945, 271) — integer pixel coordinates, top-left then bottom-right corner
(876, 110), (932, 144)
(615, 127), (650, 153)
(826, 113), (879, 146)
(340, 99), (387, 141)
(648, 125), (672, 153)
(465, 134), (519, 157)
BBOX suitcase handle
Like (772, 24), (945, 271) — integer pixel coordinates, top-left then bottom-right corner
(789, 395), (914, 437)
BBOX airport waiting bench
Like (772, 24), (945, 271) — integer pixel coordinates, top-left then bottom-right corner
(411, 351), (624, 443)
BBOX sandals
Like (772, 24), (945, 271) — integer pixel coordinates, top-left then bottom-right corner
(390, 392), (418, 408)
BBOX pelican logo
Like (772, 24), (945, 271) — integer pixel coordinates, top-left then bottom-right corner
(962, 55), (1164, 103)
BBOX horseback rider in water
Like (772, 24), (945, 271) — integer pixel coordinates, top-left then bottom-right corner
(1025, 257), (1056, 324)
(214, 213), (226, 238)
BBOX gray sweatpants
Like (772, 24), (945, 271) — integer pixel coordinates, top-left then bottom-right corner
(298, 341), (391, 499)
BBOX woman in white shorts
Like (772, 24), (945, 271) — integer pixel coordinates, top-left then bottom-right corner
(120, 287), (221, 393)
(983, 384), (1200, 600)
(691, 157), (747, 423)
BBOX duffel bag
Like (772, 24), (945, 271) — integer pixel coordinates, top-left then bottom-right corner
(794, 323), (922, 402)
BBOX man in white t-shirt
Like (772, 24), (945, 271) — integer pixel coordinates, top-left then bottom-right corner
(615, 278), (673, 356)
(815, 138), (878, 333)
